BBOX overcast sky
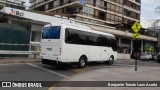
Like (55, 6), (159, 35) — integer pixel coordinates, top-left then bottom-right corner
(141, 0), (160, 28)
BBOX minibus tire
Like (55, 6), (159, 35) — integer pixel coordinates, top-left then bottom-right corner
(108, 56), (114, 65)
(78, 57), (87, 68)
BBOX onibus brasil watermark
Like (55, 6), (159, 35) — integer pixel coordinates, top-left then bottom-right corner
(0, 81), (160, 87)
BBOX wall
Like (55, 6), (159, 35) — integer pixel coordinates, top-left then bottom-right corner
(117, 53), (131, 60)
(0, 23), (30, 51)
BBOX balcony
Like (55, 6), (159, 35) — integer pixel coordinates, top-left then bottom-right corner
(128, 0), (141, 5)
(45, 0), (87, 12)
(124, 5), (140, 13)
(86, 2), (106, 10)
(61, 0), (83, 8)
(0, 0), (6, 3)
(32, 0), (85, 11)
(31, 0), (52, 8)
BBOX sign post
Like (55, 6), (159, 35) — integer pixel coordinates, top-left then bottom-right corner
(131, 22), (142, 71)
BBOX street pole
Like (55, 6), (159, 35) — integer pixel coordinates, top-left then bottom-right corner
(135, 58), (137, 71)
(135, 46), (138, 71)
(134, 39), (138, 71)
(131, 22), (142, 71)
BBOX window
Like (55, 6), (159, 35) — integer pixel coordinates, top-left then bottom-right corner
(115, 6), (119, 12)
(111, 14), (114, 20)
(119, 8), (123, 13)
(64, 0), (68, 3)
(87, 0), (94, 5)
(65, 28), (96, 45)
(83, 6), (94, 15)
(107, 3), (111, 9)
(65, 28), (117, 51)
(53, 0), (60, 7)
(42, 26), (61, 39)
(98, 0), (105, 8)
(107, 13), (111, 20)
(120, 0), (123, 4)
(108, 37), (117, 51)
(111, 4), (115, 10)
(31, 24), (43, 42)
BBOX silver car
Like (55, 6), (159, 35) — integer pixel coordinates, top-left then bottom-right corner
(140, 53), (151, 61)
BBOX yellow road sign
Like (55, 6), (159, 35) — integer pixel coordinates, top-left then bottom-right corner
(133, 33), (140, 39)
(131, 22), (142, 33)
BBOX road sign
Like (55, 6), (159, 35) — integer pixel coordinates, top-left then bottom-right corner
(132, 22), (141, 71)
(131, 22), (142, 33)
(133, 33), (140, 39)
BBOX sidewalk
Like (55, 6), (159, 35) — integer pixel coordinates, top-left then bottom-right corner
(50, 60), (160, 90)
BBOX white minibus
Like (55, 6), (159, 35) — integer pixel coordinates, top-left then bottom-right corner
(40, 22), (117, 68)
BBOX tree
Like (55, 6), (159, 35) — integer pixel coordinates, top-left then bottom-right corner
(154, 0), (160, 14)
(0, 4), (3, 10)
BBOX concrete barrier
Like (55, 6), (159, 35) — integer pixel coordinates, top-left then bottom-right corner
(118, 53), (131, 60)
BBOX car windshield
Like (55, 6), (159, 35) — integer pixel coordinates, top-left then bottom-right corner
(42, 26), (61, 39)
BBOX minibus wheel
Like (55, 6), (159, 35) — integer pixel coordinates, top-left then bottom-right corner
(78, 57), (87, 68)
(108, 56), (114, 65)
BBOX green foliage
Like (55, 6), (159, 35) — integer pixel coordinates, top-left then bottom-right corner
(0, 5), (3, 10)
(144, 45), (154, 54)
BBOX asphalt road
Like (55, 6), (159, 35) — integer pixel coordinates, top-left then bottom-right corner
(0, 61), (90, 90)
(0, 59), (159, 90)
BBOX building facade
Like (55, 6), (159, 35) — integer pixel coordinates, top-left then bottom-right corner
(0, 0), (26, 9)
(31, 0), (140, 26)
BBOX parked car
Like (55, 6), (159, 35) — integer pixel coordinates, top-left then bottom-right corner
(140, 53), (151, 61)
(152, 54), (157, 61)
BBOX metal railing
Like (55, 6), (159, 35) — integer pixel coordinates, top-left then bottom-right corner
(0, 43), (41, 58)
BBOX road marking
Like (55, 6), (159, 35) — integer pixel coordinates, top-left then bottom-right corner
(26, 63), (69, 78)
(48, 67), (90, 90)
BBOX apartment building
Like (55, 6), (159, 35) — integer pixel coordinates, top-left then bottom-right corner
(0, 0), (26, 9)
(31, 0), (140, 26)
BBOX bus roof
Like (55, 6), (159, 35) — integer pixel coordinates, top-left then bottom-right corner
(44, 22), (115, 37)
